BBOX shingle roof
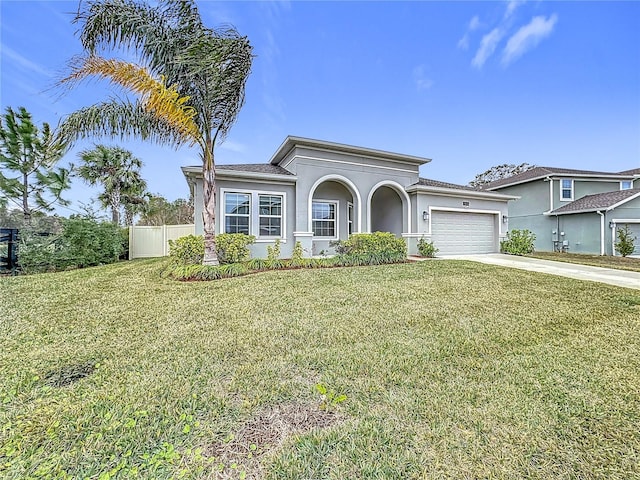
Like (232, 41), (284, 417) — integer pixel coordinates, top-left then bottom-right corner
(550, 188), (640, 214)
(484, 166), (633, 190)
(216, 164), (294, 175)
(619, 167), (640, 175)
(415, 177), (479, 191)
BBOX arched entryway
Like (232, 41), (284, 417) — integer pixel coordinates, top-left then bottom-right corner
(307, 175), (362, 254)
(367, 181), (410, 236)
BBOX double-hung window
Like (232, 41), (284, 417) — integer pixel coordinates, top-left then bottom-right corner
(621, 181), (633, 190)
(561, 179), (573, 201)
(259, 195), (282, 237)
(224, 192), (250, 234)
(312, 201), (337, 238)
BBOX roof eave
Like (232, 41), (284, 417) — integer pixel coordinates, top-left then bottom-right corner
(181, 165), (297, 183)
(269, 135), (432, 166)
(407, 184), (519, 200)
(488, 172), (636, 190)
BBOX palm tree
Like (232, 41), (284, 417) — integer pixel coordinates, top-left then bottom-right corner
(75, 145), (147, 225)
(59, 0), (253, 264)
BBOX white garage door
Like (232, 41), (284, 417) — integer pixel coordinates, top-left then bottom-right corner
(431, 211), (498, 255)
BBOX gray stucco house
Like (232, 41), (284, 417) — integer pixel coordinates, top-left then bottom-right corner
(485, 167), (640, 255)
(182, 136), (516, 258)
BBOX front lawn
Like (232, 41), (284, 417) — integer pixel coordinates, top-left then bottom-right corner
(1, 259), (639, 479)
(529, 251), (640, 272)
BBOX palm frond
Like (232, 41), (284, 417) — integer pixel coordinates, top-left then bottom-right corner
(61, 56), (201, 144)
(58, 100), (194, 148)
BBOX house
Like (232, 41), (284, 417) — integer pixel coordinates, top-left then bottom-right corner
(182, 136), (517, 258)
(484, 167), (640, 255)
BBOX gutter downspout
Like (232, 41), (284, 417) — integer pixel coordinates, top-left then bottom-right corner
(597, 211), (605, 256)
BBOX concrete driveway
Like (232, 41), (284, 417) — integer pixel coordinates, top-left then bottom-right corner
(440, 253), (640, 290)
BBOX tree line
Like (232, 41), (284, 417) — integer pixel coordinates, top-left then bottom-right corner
(0, 106), (193, 229)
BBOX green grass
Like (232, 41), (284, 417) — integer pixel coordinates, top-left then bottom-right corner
(1, 259), (639, 479)
(529, 251), (640, 272)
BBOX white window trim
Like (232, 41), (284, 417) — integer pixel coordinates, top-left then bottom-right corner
(220, 188), (287, 242)
(312, 199), (339, 240)
(560, 179), (574, 201)
(347, 201), (353, 236)
(258, 193), (285, 239)
(621, 180), (633, 190)
(222, 191), (251, 236)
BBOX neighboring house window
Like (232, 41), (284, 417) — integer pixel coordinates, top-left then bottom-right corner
(259, 194), (282, 237)
(621, 180), (632, 190)
(224, 192), (250, 234)
(561, 179), (573, 201)
(312, 201), (337, 237)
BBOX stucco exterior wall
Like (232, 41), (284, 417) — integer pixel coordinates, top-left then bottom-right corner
(554, 179), (621, 210)
(285, 147), (417, 238)
(193, 177), (297, 258)
(494, 178), (638, 253)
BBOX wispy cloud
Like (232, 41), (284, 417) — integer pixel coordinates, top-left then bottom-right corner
(1, 44), (53, 77)
(257, 1), (291, 127)
(472, 28), (505, 69)
(220, 140), (247, 154)
(412, 65), (434, 91)
(504, 0), (526, 19)
(457, 15), (481, 50)
(502, 14), (558, 65)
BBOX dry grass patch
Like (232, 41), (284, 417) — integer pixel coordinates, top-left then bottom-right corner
(207, 402), (341, 479)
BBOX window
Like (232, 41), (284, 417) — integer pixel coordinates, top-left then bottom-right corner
(347, 202), (353, 235)
(224, 192), (250, 234)
(312, 201), (337, 238)
(621, 181), (633, 190)
(259, 194), (282, 237)
(561, 179), (573, 201)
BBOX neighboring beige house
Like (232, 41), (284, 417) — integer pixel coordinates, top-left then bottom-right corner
(183, 136), (517, 257)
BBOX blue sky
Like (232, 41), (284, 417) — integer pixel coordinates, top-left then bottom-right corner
(1, 0), (639, 216)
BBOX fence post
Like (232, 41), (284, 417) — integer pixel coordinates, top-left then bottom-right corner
(128, 226), (134, 260)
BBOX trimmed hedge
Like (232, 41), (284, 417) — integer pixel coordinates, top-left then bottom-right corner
(163, 231), (408, 281)
(332, 232), (407, 257)
(167, 233), (256, 265)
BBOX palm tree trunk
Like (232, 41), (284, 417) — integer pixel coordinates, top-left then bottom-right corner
(202, 146), (219, 266)
(111, 190), (121, 225)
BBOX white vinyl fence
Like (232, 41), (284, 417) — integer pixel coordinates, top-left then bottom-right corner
(129, 224), (195, 259)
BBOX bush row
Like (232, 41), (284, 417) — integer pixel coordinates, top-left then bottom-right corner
(164, 232), (408, 281)
(162, 251), (407, 281)
(18, 217), (126, 273)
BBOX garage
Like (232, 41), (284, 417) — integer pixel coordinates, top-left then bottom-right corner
(430, 211), (499, 255)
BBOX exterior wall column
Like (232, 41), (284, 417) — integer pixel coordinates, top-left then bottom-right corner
(293, 231), (314, 257)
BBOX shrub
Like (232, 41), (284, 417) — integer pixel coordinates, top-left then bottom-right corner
(332, 232), (407, 257)
(417, 238), (438, 258)
(615, 225), (636, 257)
(18, 217), (125, 273)
(266, 238), (281, 261)
(168, 235), (204, 266)
(500, 229), (536, 255)
(216, 233), (255, 264)
(291, 241), (305, 266)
